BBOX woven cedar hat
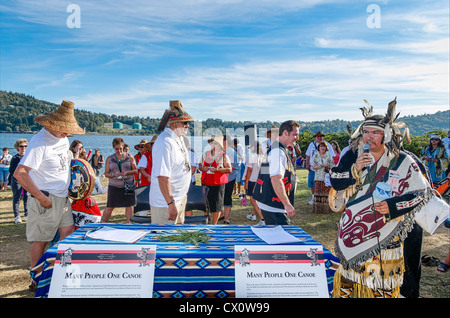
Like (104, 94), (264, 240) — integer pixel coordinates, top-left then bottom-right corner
(314, 131), (325, 137)
(157, 100), (194, 132)
(167, 100), (194, 124)
(34, 100), (84, 135)
(134, 139), (148, 150)
(144, 135), (158, 150)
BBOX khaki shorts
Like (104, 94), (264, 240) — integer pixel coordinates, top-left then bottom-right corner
(26, 194), (73, 242)
(151, 195), (187, 225)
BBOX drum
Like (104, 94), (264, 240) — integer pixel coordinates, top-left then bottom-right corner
(328, 187), (346, 213)
(68, 158), (95, 201)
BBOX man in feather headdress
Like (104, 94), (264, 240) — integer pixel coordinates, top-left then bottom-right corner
(329, 98), (433, 298)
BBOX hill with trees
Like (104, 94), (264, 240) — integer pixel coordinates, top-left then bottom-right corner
(1, 90), (448, 156)
(1, 90), (447, 136)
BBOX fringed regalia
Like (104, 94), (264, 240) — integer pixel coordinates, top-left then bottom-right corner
(329, 98), (433, 298)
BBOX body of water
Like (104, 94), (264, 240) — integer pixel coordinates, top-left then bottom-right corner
(1, 131), (253, 175)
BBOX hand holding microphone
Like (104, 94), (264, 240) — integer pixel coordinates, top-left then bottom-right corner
(356, 144), (373, 172)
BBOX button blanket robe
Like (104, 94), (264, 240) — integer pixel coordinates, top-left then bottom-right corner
(329, 144), (432, 298)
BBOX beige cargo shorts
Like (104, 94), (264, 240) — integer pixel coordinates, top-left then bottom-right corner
(26, 194), (73, 242)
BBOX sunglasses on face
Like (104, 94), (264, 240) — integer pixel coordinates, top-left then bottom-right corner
(430, 138), (439, 141)
(19, 145), (28, 148)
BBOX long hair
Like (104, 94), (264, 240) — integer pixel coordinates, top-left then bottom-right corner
(70, 140), (82, 155)
(427, 138), (444, 151)
(251, 141), (262, 155)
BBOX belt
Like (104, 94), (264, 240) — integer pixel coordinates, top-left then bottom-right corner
(30, 190), (50, 198)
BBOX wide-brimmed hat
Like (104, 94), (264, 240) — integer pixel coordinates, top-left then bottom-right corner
(266, 125), (278, 137)
(144, 135), (158, 150)
(167, 100), (194, 124)
(134, 139), (148, 150)
(208, 135), (224, 147)
(157, 100), (194, 132)
(34, 100), (84, 135)
(314, 131), (325, 137)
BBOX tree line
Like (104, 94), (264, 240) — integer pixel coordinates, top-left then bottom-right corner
(1, 90), (448, 156)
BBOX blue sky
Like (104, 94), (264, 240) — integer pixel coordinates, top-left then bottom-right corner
(1, 0), (448, 122)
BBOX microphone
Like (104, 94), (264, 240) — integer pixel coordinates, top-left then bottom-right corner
(363, 143), (370, 153)
(363, 144), (370, 170)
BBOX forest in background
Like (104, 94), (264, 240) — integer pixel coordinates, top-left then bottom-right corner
(1, 90), (448, 156)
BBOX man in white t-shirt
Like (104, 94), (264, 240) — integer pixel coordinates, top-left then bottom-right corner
(305, 131), (335, 205)
(150, 100), (194, 224)
(14, 100), (85, 268)
(253, 120), (301, 225)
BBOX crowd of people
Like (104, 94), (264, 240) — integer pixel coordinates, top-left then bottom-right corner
(1, 98), (449, 298)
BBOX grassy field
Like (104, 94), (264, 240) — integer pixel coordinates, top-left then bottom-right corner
(0, 169), (448, 298)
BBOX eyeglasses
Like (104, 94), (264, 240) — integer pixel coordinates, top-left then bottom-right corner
(430, 138), (439, 141)
(19, 145), (28, 148)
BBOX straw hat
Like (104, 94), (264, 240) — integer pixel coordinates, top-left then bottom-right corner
(157, 100), (194, 132)
(208, 135), (224, 148)
(144, 135), (158, 150)
(34, 100), (84, 135)
(314, 131), (325, 137)
(134, 139), (148, 150)
(168, 100), (194, 124)
(266, 125), (278, 137)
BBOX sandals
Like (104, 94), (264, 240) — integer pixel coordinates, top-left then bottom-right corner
(421, 255), (440, 266)
(437, 262), (449, 273)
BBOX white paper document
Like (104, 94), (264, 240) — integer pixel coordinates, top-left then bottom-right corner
(85, 226), (149, 243)
(49, 244), (156, 298)
(251, 226), (303, 244)
(235, 245), (329, 298)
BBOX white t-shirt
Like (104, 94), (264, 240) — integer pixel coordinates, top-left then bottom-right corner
(257, 147), (287, 213)
(137, 155), (147, 169)
(261, 139), (271, 154)
(150, 127), (191, 207)
(235, 144), (245, 163)
(0, 153), (12, 169)
(305, 141), (335, 171)
(226, 147), (238, 181)
(19, 128), (71, 197)
(190, 150), (198, 183)
(246, 152), (264, 182)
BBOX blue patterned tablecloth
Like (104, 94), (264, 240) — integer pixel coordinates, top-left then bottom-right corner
(30, 223), (340, 298)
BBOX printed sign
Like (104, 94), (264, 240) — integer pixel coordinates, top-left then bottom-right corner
(48, 244), (156, 298)
(235, 245), (329, 298)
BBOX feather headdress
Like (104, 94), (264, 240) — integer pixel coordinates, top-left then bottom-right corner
(351, 97), (410, 157)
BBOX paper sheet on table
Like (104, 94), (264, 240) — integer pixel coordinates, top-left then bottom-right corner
(251, 226), (303, 244)
(86, 226), (149, 243)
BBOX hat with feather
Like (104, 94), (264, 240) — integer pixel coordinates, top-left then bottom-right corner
(351, 97), (411, 157)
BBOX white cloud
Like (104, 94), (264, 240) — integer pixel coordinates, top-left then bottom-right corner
(67, 53), (448, 122)
(2, 0), (448, 124)
(34, 72), (84, 90)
